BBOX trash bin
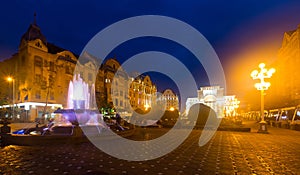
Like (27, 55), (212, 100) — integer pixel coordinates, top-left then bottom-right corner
(0, 125), (11, 134)
(270, 121), (275, 127)
(276, 122), (282, 128)
(282, 123), (289, 129)
(290, 124), (296, 130)
(295, 124), (300, 131)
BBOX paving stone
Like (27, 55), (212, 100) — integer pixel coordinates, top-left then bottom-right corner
(1, 123), (300, 174)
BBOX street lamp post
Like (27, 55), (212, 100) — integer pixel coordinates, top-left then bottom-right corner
(251, 63), (275, 133)
(7, 77), (15, 119)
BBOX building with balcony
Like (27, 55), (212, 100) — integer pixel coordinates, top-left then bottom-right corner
(0, 16), (159, 121)
(158, 89), (179, 111)
(128, 74), (157, 111)
(0, 18), (97, 121)
(100, 58), (130, 112)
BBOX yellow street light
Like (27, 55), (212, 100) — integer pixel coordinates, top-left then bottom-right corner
(6, 76), (15, 119)
(7, 77), (13, 82)
(251, 63), (275, 133)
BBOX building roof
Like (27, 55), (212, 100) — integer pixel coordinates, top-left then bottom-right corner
(286, 29), (296, 36)
(20, 23), (47, 46)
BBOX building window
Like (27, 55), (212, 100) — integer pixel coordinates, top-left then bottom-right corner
(65, 65), (73, 75)
(44, 60), (49, 67)
(50, 91), (54, 100)
(88, 73), (93, 81)
(35, 42), (42, 48)
(49, 61), (55, 72)
(21, 56), (25, 64)
(99, 76), (104, 82)
(35, 74), (42, 84)
(35, 90), (41, 99)
(49, 75), (54, 86)
(105, 78), (110, 83)
(34, 56), (43, 67)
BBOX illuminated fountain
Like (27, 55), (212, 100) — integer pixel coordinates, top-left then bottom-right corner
(7, 75), (133, 146)
(54, 74), (103, 126)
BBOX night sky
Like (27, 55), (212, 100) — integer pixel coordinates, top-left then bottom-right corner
(1, 0), (300, 102)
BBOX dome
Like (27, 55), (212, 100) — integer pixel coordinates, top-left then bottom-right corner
(20, 23), (47, 46)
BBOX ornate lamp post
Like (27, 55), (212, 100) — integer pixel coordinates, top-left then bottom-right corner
(251, 63), (275, 133)
(7, 77), (15, 119)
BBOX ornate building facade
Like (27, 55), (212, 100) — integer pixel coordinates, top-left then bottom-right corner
(185, 86), (226, 118)
(158, 89), (179, 111)
(0, 20), (97, 121)
(128, 74), (157, 111)
(100, 58), (130, 112)
(0, 18), (157, 121)
(274, 24), (300, 106)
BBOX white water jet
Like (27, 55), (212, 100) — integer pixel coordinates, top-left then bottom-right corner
(66, 74), (96, 110)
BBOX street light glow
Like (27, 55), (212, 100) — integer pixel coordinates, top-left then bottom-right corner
(7, 76), (13, 82)
(6, 76), (15, 119)
(259, 62), (265, 69)
(251, 63), (275, 90)
(251, 62), (275, 133)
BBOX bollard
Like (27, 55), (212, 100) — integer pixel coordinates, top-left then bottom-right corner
(0, 118), (11, 147)
(0, 118), (11, 134)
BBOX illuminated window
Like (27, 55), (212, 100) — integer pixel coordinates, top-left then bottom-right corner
(35, 74), (42, 84)
(50, 91), (54, 100)
(35, 90), (41, 99)
(49, 61), (55, 71)
(35, 42), (42, 48)
(34, 56), (43, 67)
(88, 73), (93, 81)
(65, 65), (74, 75)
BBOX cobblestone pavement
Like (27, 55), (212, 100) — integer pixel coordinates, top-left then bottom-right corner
(1, 122), (300, 175)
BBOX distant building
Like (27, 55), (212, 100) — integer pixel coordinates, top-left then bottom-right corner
(128, 74), (157, 111)
(158, 89), (179, 111)
(185, 86), (225, 118)
(223, 95), (240, 117)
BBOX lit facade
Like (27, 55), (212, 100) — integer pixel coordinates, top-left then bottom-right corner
(198, 86), (225, 118)
(0, 18), (158, 121)
(224, 95), (240, 117)
(101, 58), (130, 112)
(185, 86), (226, 118)
(159, 89), (179, 111)
(128, 74), (157, 111)
(0, 20), (97, 121)
(275, 24), (300, 105)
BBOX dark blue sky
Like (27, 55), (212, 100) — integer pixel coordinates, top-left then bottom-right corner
(1, 0), (300, 100)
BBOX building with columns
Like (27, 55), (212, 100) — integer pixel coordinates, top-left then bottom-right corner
(185, 86), (240, 118)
